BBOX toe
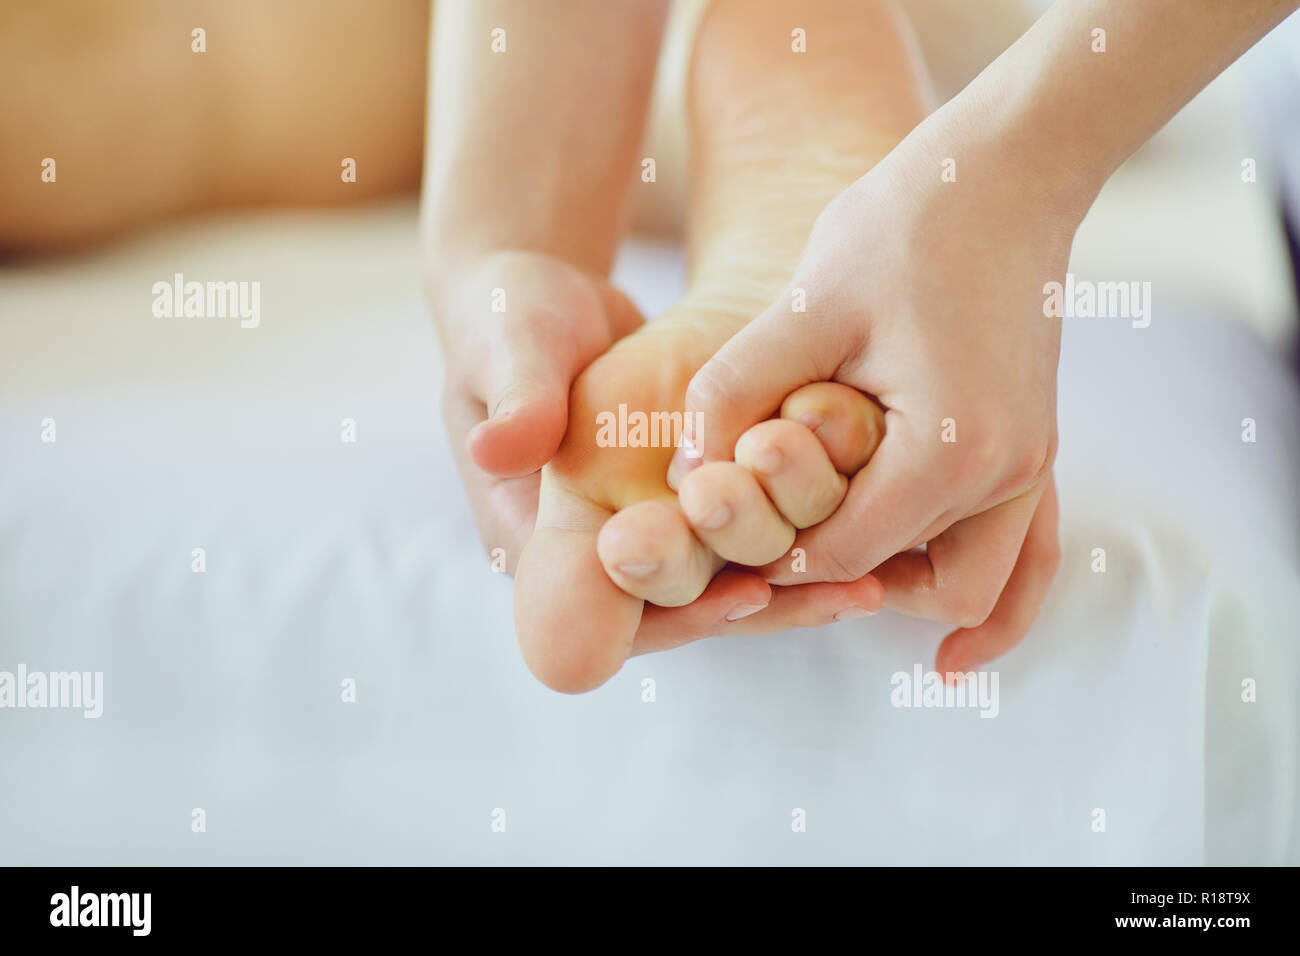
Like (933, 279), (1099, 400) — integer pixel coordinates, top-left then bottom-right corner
(632, 568), (773, 654)
(678, 461), (796, 566)
(597, 498), (722, 607)
(514, 489), (639, 694)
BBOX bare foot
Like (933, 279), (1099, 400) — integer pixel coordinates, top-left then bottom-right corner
(673, 382), (885, 567)
(512, 0), (931, 691)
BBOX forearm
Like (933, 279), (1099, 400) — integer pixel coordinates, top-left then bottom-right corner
(422, 0), (667, 275)
(918, 0), (1300, 226)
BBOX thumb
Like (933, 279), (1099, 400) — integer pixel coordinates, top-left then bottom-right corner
(467, 360), (570, 478)
(681, 291), (846, 468)
(469, 279), (642, 478)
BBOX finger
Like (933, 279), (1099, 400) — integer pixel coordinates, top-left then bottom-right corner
(678, 461), (796, 566)
(734, 419), (847, 528)
(758, 422), (949, 585)
(779, 381), (885, 475)
(631, 568), (773, 655)
(721, 573), (884, 635)
(444, 391), (537, 571)
(935, 474), (1061, 676)
(634, 572), (884, 652)
(596, 498), (722, 607)
(468, 388), (568, 478)
(682, 295), (850, 465)
(872, 483), (1043, 627)
(469, 281), (642, 479)
(467, 328), (587, 478)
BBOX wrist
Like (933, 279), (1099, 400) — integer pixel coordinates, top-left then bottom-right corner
(910, 17), (1122, 235)
(891, 91), (1100, 255)
(419, 246), (617, 360)
(420, 199), (617, 283)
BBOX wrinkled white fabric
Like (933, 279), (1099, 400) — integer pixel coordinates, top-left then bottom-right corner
(0, 200), (1295, 864)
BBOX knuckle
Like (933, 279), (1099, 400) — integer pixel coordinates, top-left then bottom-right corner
(514, 277), (598, 330)
(1036, 532), (1064, 577)
(937, 430), (994, 491)
(1013, 439), (1052, 489)
(940, 580), (1000, 630)
(1001, 454), (1041, 497)
(735, 417), (799, 459)
(819, 547), (870, 584)
(685, 357), (741, 421)
(942, 408), (1057, 502)
(985, 428), (1055, 502)
(809, 193), (857, 242)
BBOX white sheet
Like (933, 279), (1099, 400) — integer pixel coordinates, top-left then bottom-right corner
(1, 201), (1296, 865)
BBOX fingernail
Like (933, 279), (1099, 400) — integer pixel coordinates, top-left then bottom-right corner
(697, 504), (732, 531)
(615, 561), (660, 578)
(725, 603), (767, 622)
(752, 447), (783, 474)
(666, 444), (702, 491)
(833, 606), (875, 621)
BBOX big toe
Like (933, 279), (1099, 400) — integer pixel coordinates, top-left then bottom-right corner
(515, 517), (642, 694)
(597, 499), (721, 608)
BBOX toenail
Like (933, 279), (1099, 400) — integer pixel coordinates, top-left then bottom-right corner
(698, 504), (732, 530)
(796, 412), (825, 433)
(725, 603), (767, 622)
(615, 561), (660, 578)
(753, 447), (783, 474)
(834, 606), (875, 621)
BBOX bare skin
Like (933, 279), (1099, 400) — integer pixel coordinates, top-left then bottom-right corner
(3, 0), (928, 691)
(513, 0), (931, 692)
(1, 0), (903, 634)
(10, 1), (1294, 690)
(681, 0), (1300, 676)
(0, 0), (428, 253)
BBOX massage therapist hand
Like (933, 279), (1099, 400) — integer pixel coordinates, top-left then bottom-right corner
(683, 124), (1068, 676)
(421, 0), (668, 570)
(425, 0), (892, 661)
(427, 250), (645, 570)
(683, 0), (1298, 674)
